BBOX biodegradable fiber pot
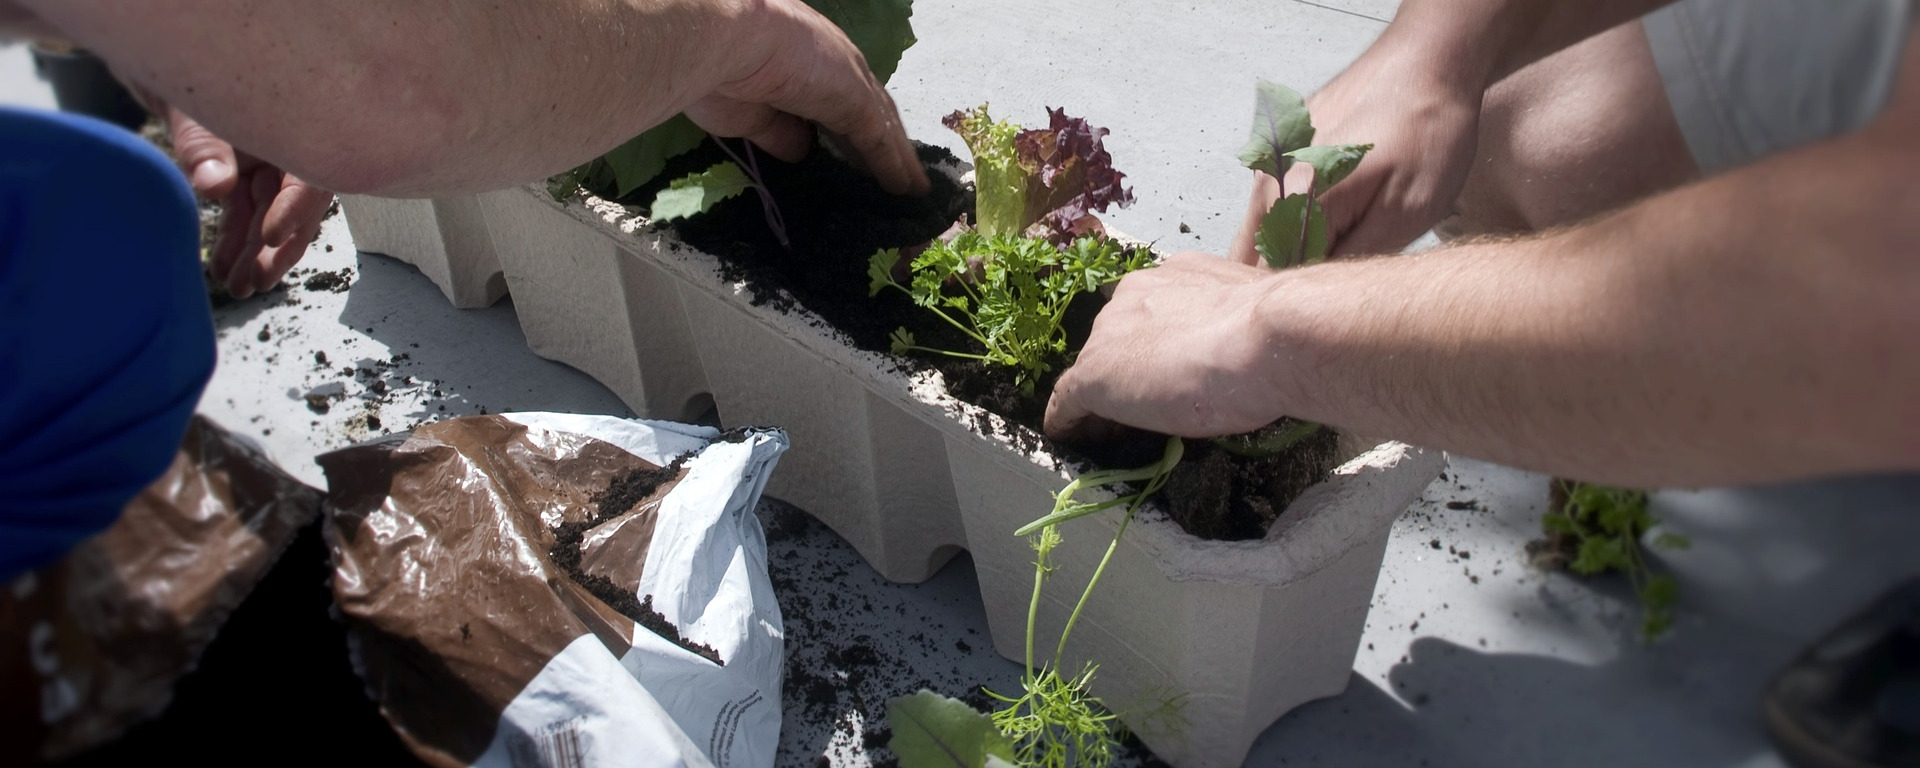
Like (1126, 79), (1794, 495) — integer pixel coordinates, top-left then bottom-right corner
(339, 184), (1443, 768)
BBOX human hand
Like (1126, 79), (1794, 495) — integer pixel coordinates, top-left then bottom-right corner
(165, 104), (335, 299)
(1046, 253), (1297, 444)
(1227, 44), (1482, 263)
(683, 0), (929, 197)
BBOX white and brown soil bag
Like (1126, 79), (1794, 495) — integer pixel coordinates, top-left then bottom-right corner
(319, 414), (787, 768)
(0, 416), (322, 764)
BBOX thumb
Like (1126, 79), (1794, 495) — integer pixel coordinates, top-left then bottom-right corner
(166, 105), (237, 199)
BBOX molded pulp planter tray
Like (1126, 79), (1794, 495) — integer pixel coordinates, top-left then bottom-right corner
(340, 189), (1443, 768)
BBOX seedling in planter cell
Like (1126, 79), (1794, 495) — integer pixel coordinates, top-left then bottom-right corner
(547, 0), (916, 246)
(1539, 479), (1690, 639)
(871, 105), (1148, 395)
(1238, 80), (1372, 269)
(648, 140), (790, 246)
(868, 233), (1151, 396)
(1212, 80), (1376, 456)
(890, 437), (1185, 768)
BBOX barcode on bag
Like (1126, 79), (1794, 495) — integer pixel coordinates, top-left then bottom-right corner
(510, 716), (587, 768)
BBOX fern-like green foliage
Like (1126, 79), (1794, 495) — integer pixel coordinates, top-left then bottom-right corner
(868, 233), (1152, 395)
(983, 437), (1183, 768)
(1542, 480), (1691, 639)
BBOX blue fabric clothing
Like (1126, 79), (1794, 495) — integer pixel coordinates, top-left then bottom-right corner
(0, 107), (213, 580)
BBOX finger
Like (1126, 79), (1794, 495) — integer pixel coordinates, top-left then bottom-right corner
(226, 169), (280, 299)
(207, 173), (257, 282)
(704, 6), (928, 196)
(684, 94), (814, 164)
(252, 230), (315, 296)
(165, 106), (238, 199)
(1227, 172), (1279, 266)
(1043, 367), (1094, 442)
(261, 177), (335, 248)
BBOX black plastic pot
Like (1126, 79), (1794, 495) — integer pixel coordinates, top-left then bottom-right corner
(30, 46), (148, 131)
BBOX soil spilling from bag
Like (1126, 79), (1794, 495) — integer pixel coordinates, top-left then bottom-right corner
(607, 141), (1336, 541)
(549, 459), (725, 666)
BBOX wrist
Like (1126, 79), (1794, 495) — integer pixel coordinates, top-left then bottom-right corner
(1239, 268), (1327, 427)
(1376, 0), (1509, 96)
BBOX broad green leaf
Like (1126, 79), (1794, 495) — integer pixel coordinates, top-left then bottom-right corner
(649, 161), (753, 221)
(887, 690), (1016, 768)
(1285, 143), (1374, 189)
(802, 0), (916, 84)
(604, 115), (708, 197)
(1254, 193), (1328, 269)
(1541, 511), (1577, 535)
(1237, 80), (1315, 180)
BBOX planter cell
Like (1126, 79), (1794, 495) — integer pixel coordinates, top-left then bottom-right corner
(339, 194), (508, 309)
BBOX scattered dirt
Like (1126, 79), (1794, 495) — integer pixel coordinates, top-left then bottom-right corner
(303, 268), (354, 293)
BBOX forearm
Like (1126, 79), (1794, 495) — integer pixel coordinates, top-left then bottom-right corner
(1261, 118), (1920, 487)
(20, 0), (763, 195)
(0, 0), (62, 41)
(1382, 0), (1677, 93)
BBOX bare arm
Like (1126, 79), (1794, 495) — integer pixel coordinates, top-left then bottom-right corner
(1228, 0), (1678, 261)
(1052, 38), (1920, 488)
(0, 0), (62, 41)
(18, 0), (928, 198)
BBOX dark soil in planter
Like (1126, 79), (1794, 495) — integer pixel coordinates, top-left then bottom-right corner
(600, 140), (1338, 541)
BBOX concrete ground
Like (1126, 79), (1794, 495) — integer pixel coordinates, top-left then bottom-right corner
(6, 2), (1919, 764)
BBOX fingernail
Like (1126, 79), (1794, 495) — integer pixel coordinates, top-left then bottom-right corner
(191, 159), (230, 191)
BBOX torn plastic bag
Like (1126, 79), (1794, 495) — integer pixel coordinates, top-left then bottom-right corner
(0, 415), (323, 764)
(319, 413), (788, 768)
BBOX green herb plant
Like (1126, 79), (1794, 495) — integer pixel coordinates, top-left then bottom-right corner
(1542, 480), (1691, 639)
(879, 102), (1176, 768)
(1207, 80), (1376, 457)
(870, 104), (1146, 396)
(868, 233), (1151, 396)
(889, 437), (1185, 768)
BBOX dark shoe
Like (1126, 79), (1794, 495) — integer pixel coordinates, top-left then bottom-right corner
(1765, 579), (1920, 768)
